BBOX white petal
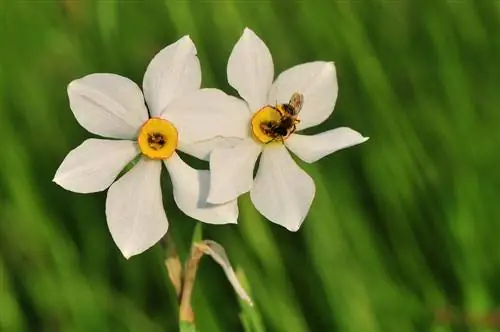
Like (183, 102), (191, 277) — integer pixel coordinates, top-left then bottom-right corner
(67, 74), (148, 139)
(197, 240), (253, 306)
(106, 158), (168, 258)
(165, 153), (238, 224)
(285, 128), (369, 163)
(268, 62), (337, 131)
(250, 145), (315, 231)
(208, 138), (261, 204)
(178, 137), (245, 161)
(53, 139), (138, 193)
(227, 28), (274, 112)
(143, 36), (201, 117)
(163, 88), (250, 143)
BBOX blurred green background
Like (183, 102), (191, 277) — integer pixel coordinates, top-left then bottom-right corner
(1, 1), (500, 331)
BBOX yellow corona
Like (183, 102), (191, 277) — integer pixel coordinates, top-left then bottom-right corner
(137, 118), (178, 160)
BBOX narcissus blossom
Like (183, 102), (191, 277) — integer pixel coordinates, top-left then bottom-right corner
(206, 28), (369, 231)
(53, 36), (239, 258)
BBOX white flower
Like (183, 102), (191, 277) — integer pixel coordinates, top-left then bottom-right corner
(53, 36), (240, 258)
(206, 28), (369, 231)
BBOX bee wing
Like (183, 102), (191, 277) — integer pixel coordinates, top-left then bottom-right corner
(289, 93), (304, 114)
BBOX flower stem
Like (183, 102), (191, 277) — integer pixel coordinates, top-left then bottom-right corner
(162, 233), (182, 298)
(179, 244), (204, 324)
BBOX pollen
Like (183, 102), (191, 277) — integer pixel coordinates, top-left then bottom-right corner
(137, 118), (178, 160)
(250, 105), (299, 144)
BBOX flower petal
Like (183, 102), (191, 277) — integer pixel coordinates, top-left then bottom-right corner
(106, 158), (168, 258)
(178, 137), (245, 161)
(165, 153), (238, 224)
(53, 139), (138, 193)
(268, 61), (337, 131)
(286, 128), (369, 163)
(163, 88), (250, 143)
(227, 28), (274, 112)
(208, 138), (261, 204)
(143, 36), (201, 117)
(67, 74), (148, 139)
(250, 145), (315, 231)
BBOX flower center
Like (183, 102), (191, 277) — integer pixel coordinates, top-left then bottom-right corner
(137, 118), (178, 160)
(251, 93), (303, 144)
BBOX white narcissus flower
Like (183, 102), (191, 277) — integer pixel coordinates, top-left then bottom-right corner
(206, 28), (369, 231)
(53, 36), (242, 259)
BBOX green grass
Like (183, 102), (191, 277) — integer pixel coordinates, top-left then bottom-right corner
(1, 1), (500, 331)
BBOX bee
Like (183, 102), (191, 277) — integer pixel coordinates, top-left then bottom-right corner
(260, 93), (303, 142)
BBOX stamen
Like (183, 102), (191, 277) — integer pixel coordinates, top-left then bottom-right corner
(147, 132), (166, 150)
